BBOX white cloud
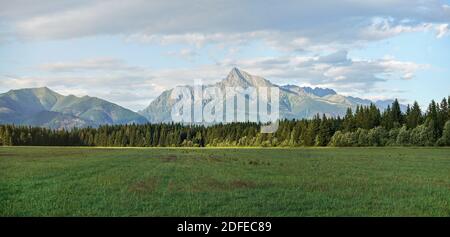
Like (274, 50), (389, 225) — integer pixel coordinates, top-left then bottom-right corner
(2, 0), (448, 51)
(1, 50), (429, 110)
(360, 17), (434, 40)
(436, 23), (449, 38)
(0, 1), (445, 108)
(39, 58), (142, 72)
(0, 73), (157, 111)
(213, 51), (429, 94)
(166, 48), (198, 61)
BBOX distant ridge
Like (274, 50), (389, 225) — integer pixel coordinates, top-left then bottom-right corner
(0, 87), (148, 129)
(139, 68), (406, 122)
(0, 69), (407, 128)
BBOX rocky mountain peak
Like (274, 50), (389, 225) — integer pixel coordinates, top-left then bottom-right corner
(221, 67), (273, 88)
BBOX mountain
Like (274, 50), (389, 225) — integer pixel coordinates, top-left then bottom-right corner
(0, 87), (148, 129)
(139, 67), (404, 122)
(0, 69), (406, 128)
(302, 87), (337, 97)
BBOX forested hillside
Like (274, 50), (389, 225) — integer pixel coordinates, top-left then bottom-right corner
(1, 97), (449, 147)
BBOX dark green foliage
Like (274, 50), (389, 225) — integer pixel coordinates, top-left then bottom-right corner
(437, 121), (450, 146)
(1, 97), (449, 147)
(391, 99), (404, 126)
(406, 101), (422, 129)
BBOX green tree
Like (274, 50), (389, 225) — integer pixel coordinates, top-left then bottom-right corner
(426, 100), (440, 140)
(342, 108), (355, 132)
(406, 101), (422, 129)
(381, 105), (394, 130)
(391, 99), (403, 127)
(315, 115), (333, 146)
(439, 98), (449, 130)
(396, 125), (410, 146)
(437, 121), (450, 146)
(367, 127), (387, 146)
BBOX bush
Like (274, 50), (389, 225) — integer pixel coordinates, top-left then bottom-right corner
(437, 121), (450, 146)
(386, 128), (400, 146)
(355, 128), (369, 146)
(410, 124), (429, 146)
(329, 131), (345, 146)
(367, 127), (387, 146)
(396, 125), (410, 146)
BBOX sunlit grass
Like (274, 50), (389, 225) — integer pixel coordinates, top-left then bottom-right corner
(1, 147), (449, 216)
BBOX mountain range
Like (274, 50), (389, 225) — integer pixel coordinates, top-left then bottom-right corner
(0, 87), (147, 129)
(138, 68), (404, 122)
(0, 68), (404, 129)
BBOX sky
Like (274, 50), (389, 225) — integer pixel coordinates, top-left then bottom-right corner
(0, 0), (449, 111)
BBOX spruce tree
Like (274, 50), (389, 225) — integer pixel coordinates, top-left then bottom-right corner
(391, 99), (403, 127)
(406, 101), (422, 129)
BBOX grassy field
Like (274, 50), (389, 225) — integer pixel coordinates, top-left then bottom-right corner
(0, 146), (449, 216)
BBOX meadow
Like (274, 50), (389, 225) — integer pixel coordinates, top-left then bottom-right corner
(1, 147), (449, 216)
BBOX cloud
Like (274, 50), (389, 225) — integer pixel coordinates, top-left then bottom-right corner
(0, 73), (157, 111)
(2, 0), (448, 50)
(436, 23), (449, 38)
(166, 48), (198, 61)
(2, 58), (157, 110)
(126, 32), (258, 48)
(215, 51), (429, 93)
(360, 17), (434, 40)
(39, 58), (142, 72)
(0, 1), (445, 108)
(316, 50), (351, 66)
(1, 51), (429, 110)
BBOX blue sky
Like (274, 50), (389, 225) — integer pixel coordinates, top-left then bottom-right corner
(1, 0), (449, 111)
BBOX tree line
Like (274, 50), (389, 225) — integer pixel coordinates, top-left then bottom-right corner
(1, 97), (449, 147)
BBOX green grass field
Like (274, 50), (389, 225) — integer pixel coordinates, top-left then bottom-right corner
(1, 147), (449, 216)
